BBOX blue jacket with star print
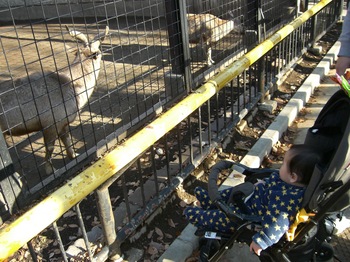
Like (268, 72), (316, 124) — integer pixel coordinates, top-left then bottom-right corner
(245, 172), (305, 250)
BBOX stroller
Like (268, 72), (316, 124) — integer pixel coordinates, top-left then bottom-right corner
(194, 89), (350, 262)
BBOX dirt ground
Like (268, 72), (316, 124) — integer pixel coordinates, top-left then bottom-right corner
(119, 20), (343, 262)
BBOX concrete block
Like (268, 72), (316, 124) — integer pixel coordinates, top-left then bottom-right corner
(236, 119), (247, 132)
(157, 224), (199, 262)
(258, 100), (277, 114)
(309, 45), (322, 56)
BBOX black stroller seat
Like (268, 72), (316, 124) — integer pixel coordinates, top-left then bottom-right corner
(195, 89), (350, 262)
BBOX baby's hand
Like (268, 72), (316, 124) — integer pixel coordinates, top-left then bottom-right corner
(250, 241), (262, 256)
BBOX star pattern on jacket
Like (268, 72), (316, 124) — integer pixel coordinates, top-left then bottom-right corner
(246, 173), (304, 249)
(184, 172), (305, 250)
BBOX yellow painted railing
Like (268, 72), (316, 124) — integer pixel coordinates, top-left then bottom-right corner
(0, 0), (332, 260)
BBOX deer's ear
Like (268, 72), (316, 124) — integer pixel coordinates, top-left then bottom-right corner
(100, 26), (109, 42)
(92, 26), (109, 43)
(65, 25), (89, 45)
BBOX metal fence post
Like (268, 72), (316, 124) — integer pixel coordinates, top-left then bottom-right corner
(164, 0), (192, 97)
(95, 185), (122, 261)
(179, 0), (193, 93)
(164, 0), (185, 75)
(0, 132), (22, 224)
(338, 0), (345, 19)
(257, 0), (266, 103)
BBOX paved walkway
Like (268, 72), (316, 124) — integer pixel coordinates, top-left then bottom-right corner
(158, 38), (350, 262)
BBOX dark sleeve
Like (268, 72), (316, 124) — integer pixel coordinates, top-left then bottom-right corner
(252, 189), (303, 250)
(339, 9), (350, 57)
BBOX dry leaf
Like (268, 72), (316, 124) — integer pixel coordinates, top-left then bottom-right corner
(274, 97), (286, 104)
(111, 196), (121, 204)
(63, 210), (76, 218)
(281, 135), (288, 141)
(126, 181), (140, 187)
(234, 141), (250, 151)
(91, 216), (100, 226)
(164, 233), (173, 239)
(179, 201), (187, 207)
(168, 219), (176, 228)
(150, 241), (164, 250)
(147, 230), (154, 239)
(147, 245), (158, 255)
(155, 227), (163, 238)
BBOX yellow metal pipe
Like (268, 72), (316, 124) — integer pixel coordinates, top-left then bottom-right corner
(213, 0), (331, 91)
(0, 84), (218, 261)
(0, 0), (333, 260)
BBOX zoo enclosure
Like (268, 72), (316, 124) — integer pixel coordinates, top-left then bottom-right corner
(0, 0), (310, 222)
(0, 0), (342, 261)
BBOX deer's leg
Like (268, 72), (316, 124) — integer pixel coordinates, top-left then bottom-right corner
(59, 125), (77, 159)
(43, 128), (57, 175)
(200, 37), (214, 66)
(207, 46), (215, 66)
(205, 43), (215, 66)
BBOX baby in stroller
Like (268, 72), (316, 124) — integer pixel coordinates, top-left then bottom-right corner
(184, 88), (350, 262)
(184, 144), (322, 256)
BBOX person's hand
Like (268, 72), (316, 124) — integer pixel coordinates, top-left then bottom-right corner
(336, 56), (350, 75)
(250, 241), (262, 256)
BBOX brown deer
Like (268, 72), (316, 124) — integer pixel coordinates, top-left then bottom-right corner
(187, 13), (237, 66)
(0, 25), (109, 174)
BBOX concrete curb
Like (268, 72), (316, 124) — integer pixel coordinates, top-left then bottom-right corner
(240, 41), (340, 168)
(157, 41), (341, 262)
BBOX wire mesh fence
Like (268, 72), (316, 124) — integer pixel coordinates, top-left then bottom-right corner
(0, 0), (173, 210)
(0, 0), (301, 213)
(0, 0), (342, 261)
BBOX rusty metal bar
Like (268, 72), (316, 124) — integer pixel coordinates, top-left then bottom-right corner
(95, 186), (122, 261)
(75, 204), (94, 260)
(52, 221), (68, 262)
(136, 159), (146, 206)
(26, 242), (37, 262)
(198, 107), (203, 155)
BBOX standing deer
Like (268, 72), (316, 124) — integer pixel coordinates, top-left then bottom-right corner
(187, 13), (237, 66)
(0, 25), (109, 174)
